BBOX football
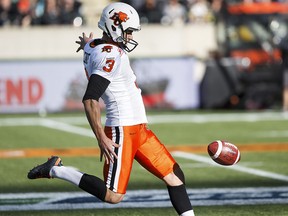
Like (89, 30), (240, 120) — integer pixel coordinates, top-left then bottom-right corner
(207, 140), (241, 166)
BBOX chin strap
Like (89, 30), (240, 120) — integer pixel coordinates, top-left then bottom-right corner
(104, 23), (113, 39)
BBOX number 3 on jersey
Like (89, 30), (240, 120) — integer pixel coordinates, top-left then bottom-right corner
(103, 59), (115, 72)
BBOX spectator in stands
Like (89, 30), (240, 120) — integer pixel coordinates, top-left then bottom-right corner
(119, 0), (144, 10)
(16, 0), (32, 26)
(35, 0), (60, 25)
(0, 0), (33, 26)
(0, 0), (16, 26)
(1, 0), (85, 27)
(188, 0), (213, 23)
(58, 0), (84, 26)
(138, 0), (164, 24)
(161, 0), (188, 25)
(209, 0), (222, 15)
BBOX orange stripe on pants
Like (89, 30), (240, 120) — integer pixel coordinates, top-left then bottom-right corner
(104, 124), (176, 194)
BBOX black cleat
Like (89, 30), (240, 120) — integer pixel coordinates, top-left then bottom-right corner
(27, 156), (62, 179)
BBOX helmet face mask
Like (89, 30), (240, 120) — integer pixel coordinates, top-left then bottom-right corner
(98, 3), (141, 52)
(120, 28), (139, 52)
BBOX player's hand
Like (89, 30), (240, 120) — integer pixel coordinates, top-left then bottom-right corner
(75, 32), (93, 53)
(98, 135), (120, 164)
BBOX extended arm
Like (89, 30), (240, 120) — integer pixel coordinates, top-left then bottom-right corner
(75, 32), (93, 52)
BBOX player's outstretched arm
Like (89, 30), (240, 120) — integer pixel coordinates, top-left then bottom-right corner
(75, 32), (94, 52)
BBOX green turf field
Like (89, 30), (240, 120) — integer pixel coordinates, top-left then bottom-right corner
(0, 111), (288, 215)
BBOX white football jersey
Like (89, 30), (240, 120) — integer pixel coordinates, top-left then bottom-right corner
(83, 39), (148, 126)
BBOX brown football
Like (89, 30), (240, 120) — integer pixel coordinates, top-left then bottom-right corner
(207, 140), (241, 166)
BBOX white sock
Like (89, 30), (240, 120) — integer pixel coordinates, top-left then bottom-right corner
(181, 210), (195, 216)
(50, 166), (83, 186)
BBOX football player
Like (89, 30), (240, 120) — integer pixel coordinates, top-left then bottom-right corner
(28, 2), (195, 216)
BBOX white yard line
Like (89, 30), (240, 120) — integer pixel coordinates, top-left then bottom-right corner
(1, 111), (288, 127)
(0, 118), (42, 126)
(147, 112), (288, 124)
(1, 113), (288, 181)
(172, 151), (288, 182)
(1, 114), (287, 137)
(17, 118), (288, 182)
(39, 119), (94, 138)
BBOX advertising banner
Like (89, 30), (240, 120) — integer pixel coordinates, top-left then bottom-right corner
(0, 60), (86, 113)
(0, 58), (201, 113)
(132, 57), (201, 109)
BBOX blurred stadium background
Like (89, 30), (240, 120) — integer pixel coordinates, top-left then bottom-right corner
(1, 0), (288, 113)
(1, 0), (288, 215)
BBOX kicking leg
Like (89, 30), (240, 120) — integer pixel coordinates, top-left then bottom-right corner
(164, 166), (195, 216)
(135, 126), (195, 216)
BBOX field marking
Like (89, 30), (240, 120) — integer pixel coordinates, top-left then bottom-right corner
(1, 112), (288, 139)
(1, 142), (288, 159)
(180, 161), (264, 168)
(1, 114), (288, 159)
(39, 119), (94, 137)
(38, 119), (288, 138)
(1, 111), (288, 127)
(147, 112), (288, 123)
(1, 113), (288, 138)
(0, 187), (288, 211)
(1, 114), (288, 183)
(172, 151), (288, 182)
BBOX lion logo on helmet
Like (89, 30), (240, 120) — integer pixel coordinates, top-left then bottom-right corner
(110, 11), (129, 26)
